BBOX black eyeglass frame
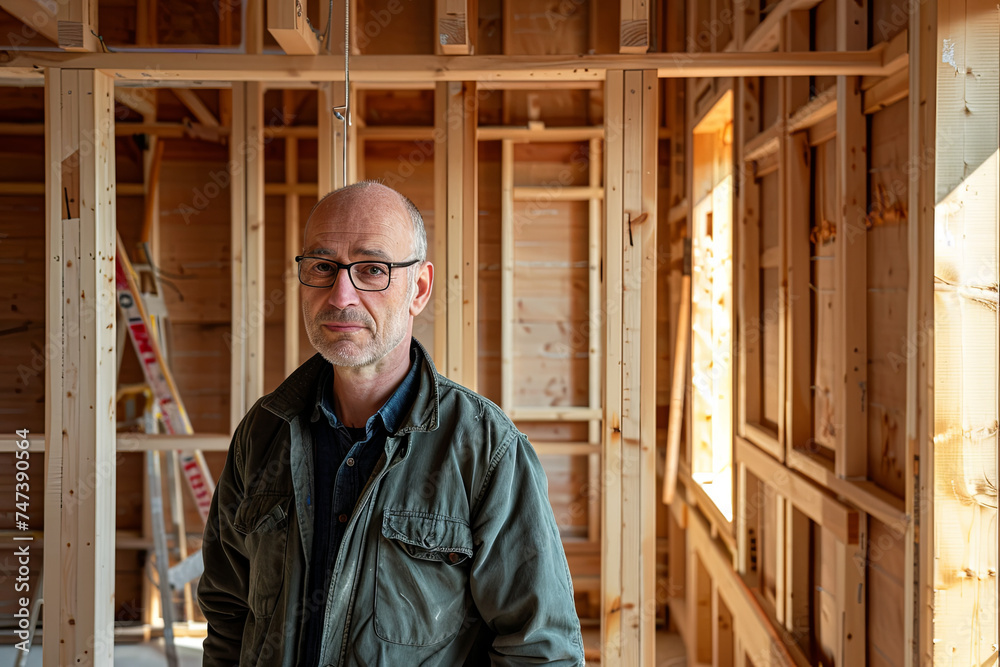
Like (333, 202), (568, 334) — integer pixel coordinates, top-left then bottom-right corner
(294, 255), (422, 291)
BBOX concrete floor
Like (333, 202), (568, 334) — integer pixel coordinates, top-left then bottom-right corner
(0, 631), (686, 666)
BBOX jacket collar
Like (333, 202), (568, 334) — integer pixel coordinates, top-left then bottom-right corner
(261, 336), (440, 434)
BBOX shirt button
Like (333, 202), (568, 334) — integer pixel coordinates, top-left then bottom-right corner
(346, 457), (355, 467)
(448, 553), (460, 563)
(338, 514), (348, 523)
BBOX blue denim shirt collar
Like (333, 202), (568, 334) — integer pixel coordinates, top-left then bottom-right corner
(310, 338), (421, 437)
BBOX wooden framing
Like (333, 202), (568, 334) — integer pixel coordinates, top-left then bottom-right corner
(833, 0), (869, 480)
(0, 1), (970, 659)
(43, 67), (117, 667)
(434, 81), (478, 387)
(0, 47), (905, 83)
(909, 2), (936, 665)
(267, 0), (322, 55)
(602, 69), (658, 666)
(227, 83), (266, 429)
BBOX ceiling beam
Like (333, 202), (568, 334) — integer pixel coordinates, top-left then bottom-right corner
(0, 45), (904, 83)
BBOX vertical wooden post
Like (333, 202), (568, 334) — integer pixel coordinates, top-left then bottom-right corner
(43, 67), (117, 667)
(433, 84), (450, 372)
(284, 134), (301, 375)
(587, 137), (603, 545)
(229, 83), (248, 431)
(602, 69), (625, 664)
(783, 130), (812, 451)
(435, 81), (478, 387)
(602, 68), (658, 666)
(318, 82), (348, 194)
(834, 0), (869, 479)
(500, 139), (514, 410)
(908, 1), (936, 665)
(229, 82), (265, 430)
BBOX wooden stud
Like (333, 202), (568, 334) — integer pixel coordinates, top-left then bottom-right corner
(500, 139), (514, 412)
(834, 0), (868, 479)
(268, 0), (322, 54)
(229, 84), (248, 431)
(909, 2), (935, 665)
(602, 68), (625, 665)
(432, 83), (449, 373)
(587, 136), (603, 545)
(246, 0), (265, 54)
(43, 67), (117, 667)
(284, 134), (301, 375)
(245, 82), (266, 408)
(737, 437), (859, 546)
(783, 131), (812, 454)
(836, 513), (866, 666)
(638, 69), (658, 667)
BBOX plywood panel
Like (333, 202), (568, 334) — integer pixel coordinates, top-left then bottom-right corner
(867, 517), (905, 667)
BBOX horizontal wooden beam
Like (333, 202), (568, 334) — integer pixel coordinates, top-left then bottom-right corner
(513, 185), (604, 201)
(0, 181), (144, 195)
(787, 448), (909, 530)
(117, 433), (231, 451)
(533, 442), (603, 456)
(864, 67), (909, 114)
(508, 406), (603, 421)
(738, 437), (859, 544)
(0, 48), (900, 83)
(744, 122), (781, 162)
(787, 86), (837, 133)
(477, 125), (604, 141)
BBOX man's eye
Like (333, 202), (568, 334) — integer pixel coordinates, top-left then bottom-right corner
(363, 264), (386, 276)
(314, 262), (334, 273)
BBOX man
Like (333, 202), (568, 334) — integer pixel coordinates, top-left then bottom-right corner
(198, 182), (585, 666)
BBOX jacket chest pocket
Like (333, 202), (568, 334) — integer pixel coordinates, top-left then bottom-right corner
(374, 509), (473, 646)
(234, 494), (291, 620)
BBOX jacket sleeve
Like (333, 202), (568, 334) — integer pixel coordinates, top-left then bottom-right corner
(198, 418), (250, 667)
(468, 430), (586, 666)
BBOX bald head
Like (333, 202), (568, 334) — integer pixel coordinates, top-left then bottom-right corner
(305, 181), (427, 261)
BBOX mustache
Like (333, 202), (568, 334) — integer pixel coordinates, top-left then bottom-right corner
(315, 309), (374, 327)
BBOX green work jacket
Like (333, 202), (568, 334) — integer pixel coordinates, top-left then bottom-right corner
(198, 340), (586, 666)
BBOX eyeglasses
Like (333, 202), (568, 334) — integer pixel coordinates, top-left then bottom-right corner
(295, 255), (422, 291)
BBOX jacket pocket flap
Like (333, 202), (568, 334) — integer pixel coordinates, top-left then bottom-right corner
(233, 494), (289, 535)
(381, 510), (473, 558)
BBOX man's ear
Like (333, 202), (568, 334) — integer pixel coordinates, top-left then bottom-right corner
(409, 261), (434, 317)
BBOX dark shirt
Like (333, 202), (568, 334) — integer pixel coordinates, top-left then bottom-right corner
(301, 341), (422, 667)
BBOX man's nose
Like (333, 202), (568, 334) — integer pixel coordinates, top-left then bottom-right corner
(327, 267), (361, 309)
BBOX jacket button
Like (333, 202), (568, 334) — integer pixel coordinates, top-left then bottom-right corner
(338, 513), (348, 523)
(346, 457), (355, 467)
(448, 552), (460, 563)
